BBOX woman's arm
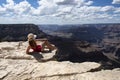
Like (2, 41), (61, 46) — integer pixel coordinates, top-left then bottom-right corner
(26, 46), (31, 54)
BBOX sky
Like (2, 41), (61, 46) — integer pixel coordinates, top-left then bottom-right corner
(0, 0), (120, 24)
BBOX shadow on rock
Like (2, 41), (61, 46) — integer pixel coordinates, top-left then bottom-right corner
(28, 52), (43, 62)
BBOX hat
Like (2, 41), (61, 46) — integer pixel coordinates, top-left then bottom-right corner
(27, 33), (37, 41)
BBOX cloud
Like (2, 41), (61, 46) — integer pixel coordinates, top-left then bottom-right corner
(31, 0), (58, 15)
(55, 0), (93, 6)
(112, 0), (120, 4)
(55, 0), (77, 5)
(6, 0), (14, 5)
(85, 1), (93, 5)
(62, 5), (117, 22)
(0, 6), (6, 14)
(3, 0), (15, 10)
(2, 0), (32, 16)
(31, 5), (58, 16)
(114, 7), (120, 13)
(0, 0), (119, 24)
(101, 6), (114, 12)
(58, 6), (73, 13)
(14, 0), (31, 14)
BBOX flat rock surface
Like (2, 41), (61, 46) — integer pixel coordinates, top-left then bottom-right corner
(0, 42), (120, 80)
(0, 59), (100, 80)
(0, 41), (56, 60)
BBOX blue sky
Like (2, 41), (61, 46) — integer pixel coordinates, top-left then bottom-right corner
(0, 0), (120, 24)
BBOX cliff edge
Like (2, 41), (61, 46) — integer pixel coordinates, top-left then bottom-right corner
(0, 42), (120, 80)
(0, 24), (47, 41)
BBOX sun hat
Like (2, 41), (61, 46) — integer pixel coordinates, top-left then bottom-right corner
(27, 33), (37, 41)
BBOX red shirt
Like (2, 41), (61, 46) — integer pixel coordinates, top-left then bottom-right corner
(32, 45), (42, 52)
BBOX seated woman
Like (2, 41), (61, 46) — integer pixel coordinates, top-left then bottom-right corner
(26, 33), (56, 54)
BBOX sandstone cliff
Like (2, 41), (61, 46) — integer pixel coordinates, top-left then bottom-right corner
(0, 24), (120, 80)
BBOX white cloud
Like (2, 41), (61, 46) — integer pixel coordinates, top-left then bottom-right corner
(76, 6), (101, 13)
(114, 7), (120, 13)
(6, 0), (14, 5)
(31, 0), (58, 15)
(3, 0), (15, 10)
(112, 0), (120, 4)
(14, 0), (31, 14)
(55, 0), (93, 7)
(101, 6), (114, 12)
(0, 6), (6, 14)
(85, 1), (93, 6)
(0, 0), (119, 24)
(57, 6), (73, 13)
(55, 0), (77, 5)
(2, 0), (32, 16)
(35, 5), (58, 15)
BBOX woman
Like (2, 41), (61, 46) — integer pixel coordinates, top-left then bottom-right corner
(26, 33), (56, 54)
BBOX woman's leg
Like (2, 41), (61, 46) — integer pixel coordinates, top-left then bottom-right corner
(41, 40), (56, 51)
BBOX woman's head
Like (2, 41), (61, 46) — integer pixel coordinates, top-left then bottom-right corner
(27, 33), (37, 47)
(27, 33), (37, 41)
